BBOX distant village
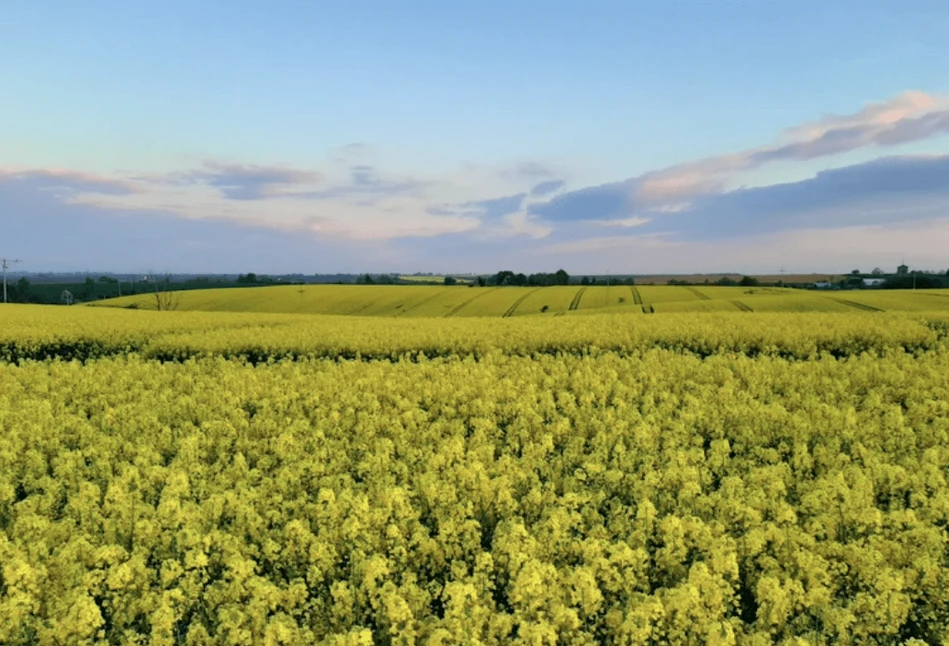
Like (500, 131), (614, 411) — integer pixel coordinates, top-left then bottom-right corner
(812, 263), (949, 290)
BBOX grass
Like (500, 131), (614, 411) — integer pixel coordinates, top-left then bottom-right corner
(89, 285), (949, 317)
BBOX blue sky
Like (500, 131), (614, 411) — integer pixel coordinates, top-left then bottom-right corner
(2, 1), (949, 274)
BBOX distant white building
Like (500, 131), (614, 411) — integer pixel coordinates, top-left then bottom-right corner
(862, 278), (886, 287)
(813, 282), (833, 290)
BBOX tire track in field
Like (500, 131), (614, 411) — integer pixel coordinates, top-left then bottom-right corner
(568, 287), (588, 311)
(444, 287), (501, 318)
(828, 297), (882, 312)
(731, 300), (753, 312)
(642, 304), (655, 314)
(502, 288), (542, 318)
(348, 301), (377, 315)
(630, 286), (643, 305)
(685, 286), (711, 300)
(396, 289), (449, 316)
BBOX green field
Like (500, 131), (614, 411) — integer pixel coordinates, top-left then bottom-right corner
(90, 284), (949, 316)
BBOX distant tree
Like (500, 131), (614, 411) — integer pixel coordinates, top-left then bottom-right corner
(872, 267), (884, 276)
(513, 273), (528, 286)
(443, 276), (457, 285)
(9, 277), (37, 304)
(851, 269), (861, 275)
(738, 276), (759, 287)
(491, 270), (515, 286)
(152, 274), (180, 311)
(580, 276), (590, 286)
(476, 276), (486, 287)
(237, 273), (258, 284)
(555, 269), (569, 285)
(356, 273), (375, 285)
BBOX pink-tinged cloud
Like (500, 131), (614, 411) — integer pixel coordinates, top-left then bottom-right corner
(636, 91), (949, 203)
(0, 167), (141, 195)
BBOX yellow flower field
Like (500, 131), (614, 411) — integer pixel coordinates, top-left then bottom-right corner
(2, 303), (949, 643)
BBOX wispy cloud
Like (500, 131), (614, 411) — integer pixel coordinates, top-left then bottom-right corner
(6, 91), (949, 271)
(0, 167), (139, 196)
(637, 91), (949, 202)
(181, 162), (322, 200)
(653, 154), (949, 239)
(530, 180), (565, 197)
(527, 91), (949, 226)
(295, 165), (429, 201)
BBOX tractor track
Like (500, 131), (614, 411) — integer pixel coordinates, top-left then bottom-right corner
(444, 287), (500, 318)
(396, 289), (449, 317)
(630, 286), (643, 305)
(568, 287), (588, 311)
(731, 300), (753, 312)
(829, 297), (882, 312)
(502, 288), (542, 318)
(685, 286), (711, 301)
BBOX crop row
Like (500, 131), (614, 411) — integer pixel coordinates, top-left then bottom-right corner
(2, 306), (949, 363)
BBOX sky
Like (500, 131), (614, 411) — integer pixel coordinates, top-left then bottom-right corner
(2, 0), (949, 275)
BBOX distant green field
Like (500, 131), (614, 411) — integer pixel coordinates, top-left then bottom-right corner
(88, 284), (949, 317)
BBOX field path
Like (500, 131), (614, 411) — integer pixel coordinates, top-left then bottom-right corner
(502, 288), (542, 318)
(444, 287), (501, 317)
(396, 289), (448, 316)
(630, 286), (643, 305)
(731, 300), (753, 312)
(828, 297), (882, 312)
(568, 287), (588, 311)
(685, 286), (711, 300)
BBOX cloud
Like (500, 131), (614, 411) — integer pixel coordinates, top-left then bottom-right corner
(524, 154), (949, 266)
(651, 154), (949, 240)
(0, 167), (139, 196)
(498, 161), (560, 182)
(595, 216), (651, 228)
(185, 162), (322, 200)
(461, 193), (526, 219)
(636, 91), (949, 202)
(530, 216), (949, 275)
(524, 92), (949, 227)
(528, 180), (636, 221)
(296, 165), (428, 201)
(530, 180), (565, 197)
(0, 171), (383, 273)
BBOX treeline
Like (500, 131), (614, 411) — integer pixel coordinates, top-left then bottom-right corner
(482, 269), (571, 286)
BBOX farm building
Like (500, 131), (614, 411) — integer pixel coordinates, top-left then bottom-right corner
(862, 278), (886, 287)
(812, 282), (833, 289)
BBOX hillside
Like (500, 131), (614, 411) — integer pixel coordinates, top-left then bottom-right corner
(88, 284), (949, 317)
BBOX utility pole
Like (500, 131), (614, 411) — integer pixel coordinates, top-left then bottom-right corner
(2, 259), (22, 304)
